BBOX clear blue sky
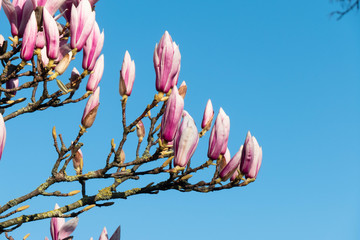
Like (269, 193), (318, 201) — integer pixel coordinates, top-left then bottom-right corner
(0, 0), (359, 239)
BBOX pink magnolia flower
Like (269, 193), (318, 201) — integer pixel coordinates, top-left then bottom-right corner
(99, 227), (108, 240)
(173, 111), (199, 167)
(32, 0), (66, 15)
(20, 11), (37, 61)
(201, 99), (214, 130)
(43, 7), (59, 59)
(219, 145), (243, 181)
(153, 31), (181, 93)
(86, 54), (104, 91)
(5, 77), (19, 97)
(70, 67), (80, 82)
(217, 147), (230, 175)
(82, 21), (104, 71)
(119, 51), (135, 97)
(136, 120), (145, 142)
(2, 0), (34, 37)
(0, 114), (6, 161)
(60, 0), (99, 21)
(81, 86), (100, 128)
(207, 108), (230, 160)
(95, 226), (120, 240)
(41, 47), (49, 65)
(70, 0), (95, 51)
(240, 131), (263, 179)
(50, 204), (79, 240)
(160, 86), (184, 142)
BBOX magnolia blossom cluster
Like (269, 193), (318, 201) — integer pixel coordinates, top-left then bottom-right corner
(117, 30), (263, 181)
(47, 204), (120, 240)
(0, 0), (106, 160)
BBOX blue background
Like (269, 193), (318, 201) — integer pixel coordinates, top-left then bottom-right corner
(0, 0), (359, 239)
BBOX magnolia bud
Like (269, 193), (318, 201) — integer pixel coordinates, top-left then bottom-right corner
(119, 51), (135, 97)
(240, 131), (263, 179)
(173, 111), (199, 167)
(154, 31), (181, 93)
(5, 78), (19, 98)
(109, 226), (121, 240)
(86, 54), (104, 91)
(160, 86), (184, 142)
(217, 148), (230, 174)
(70, 0), (95, 51)
(178, 81), (187, 99)
(136, 120), (145, 142)
(70, 67), (80, 89)
(201, 99), (214, 130)
(120, 149), (125, 164)
(72, 148), (83, 175)
(82, 21), (104, 71)
(99, 227), (108, 240)
(220, 146), (243, 181)
(20, 11), (37, 61)
(43, 8), (59, 60)
(55, 51), (72, 75)
(81, 87), (100, 128)
(207, 108), (230, 160)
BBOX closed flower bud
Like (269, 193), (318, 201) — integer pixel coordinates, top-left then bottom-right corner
(0, 114), (6, 161)
(240, 131), (263, 178)
(43, 8), (59, 60)
(99, 227), (108, 240)
(120, 149), (125, 164)
(173, 111), (199, 167)
(86, 54), (104, 91)
(70, 67), (80, 81)
(217, 147), (230, 174)
(55, 50), (72, 75)
(81, 86), (100, 128)
(119, 51), (135, 97)
(5, 78), (19, 98)
(82, 21), (104, 71)
(40, 47), (49, 66)
(160, 86), (184, 142)
(153, 31), (181, 93)
(136, 120), (145, 142)
(207, 108), (230, 160)
(69, 67), (80, 88)
(219, 145), (243, 181)
(3, 0), (33, 37)
(201, 99), (214, 130)
(70, 0), (95, 51)
(178, 81), (187, 99)
(109, 226), (121, 240)
(20, 11), (37, 61)
(71, 147), (83, 175)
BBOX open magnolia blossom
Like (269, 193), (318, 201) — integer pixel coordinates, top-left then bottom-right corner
(0, 0), (263, 238)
